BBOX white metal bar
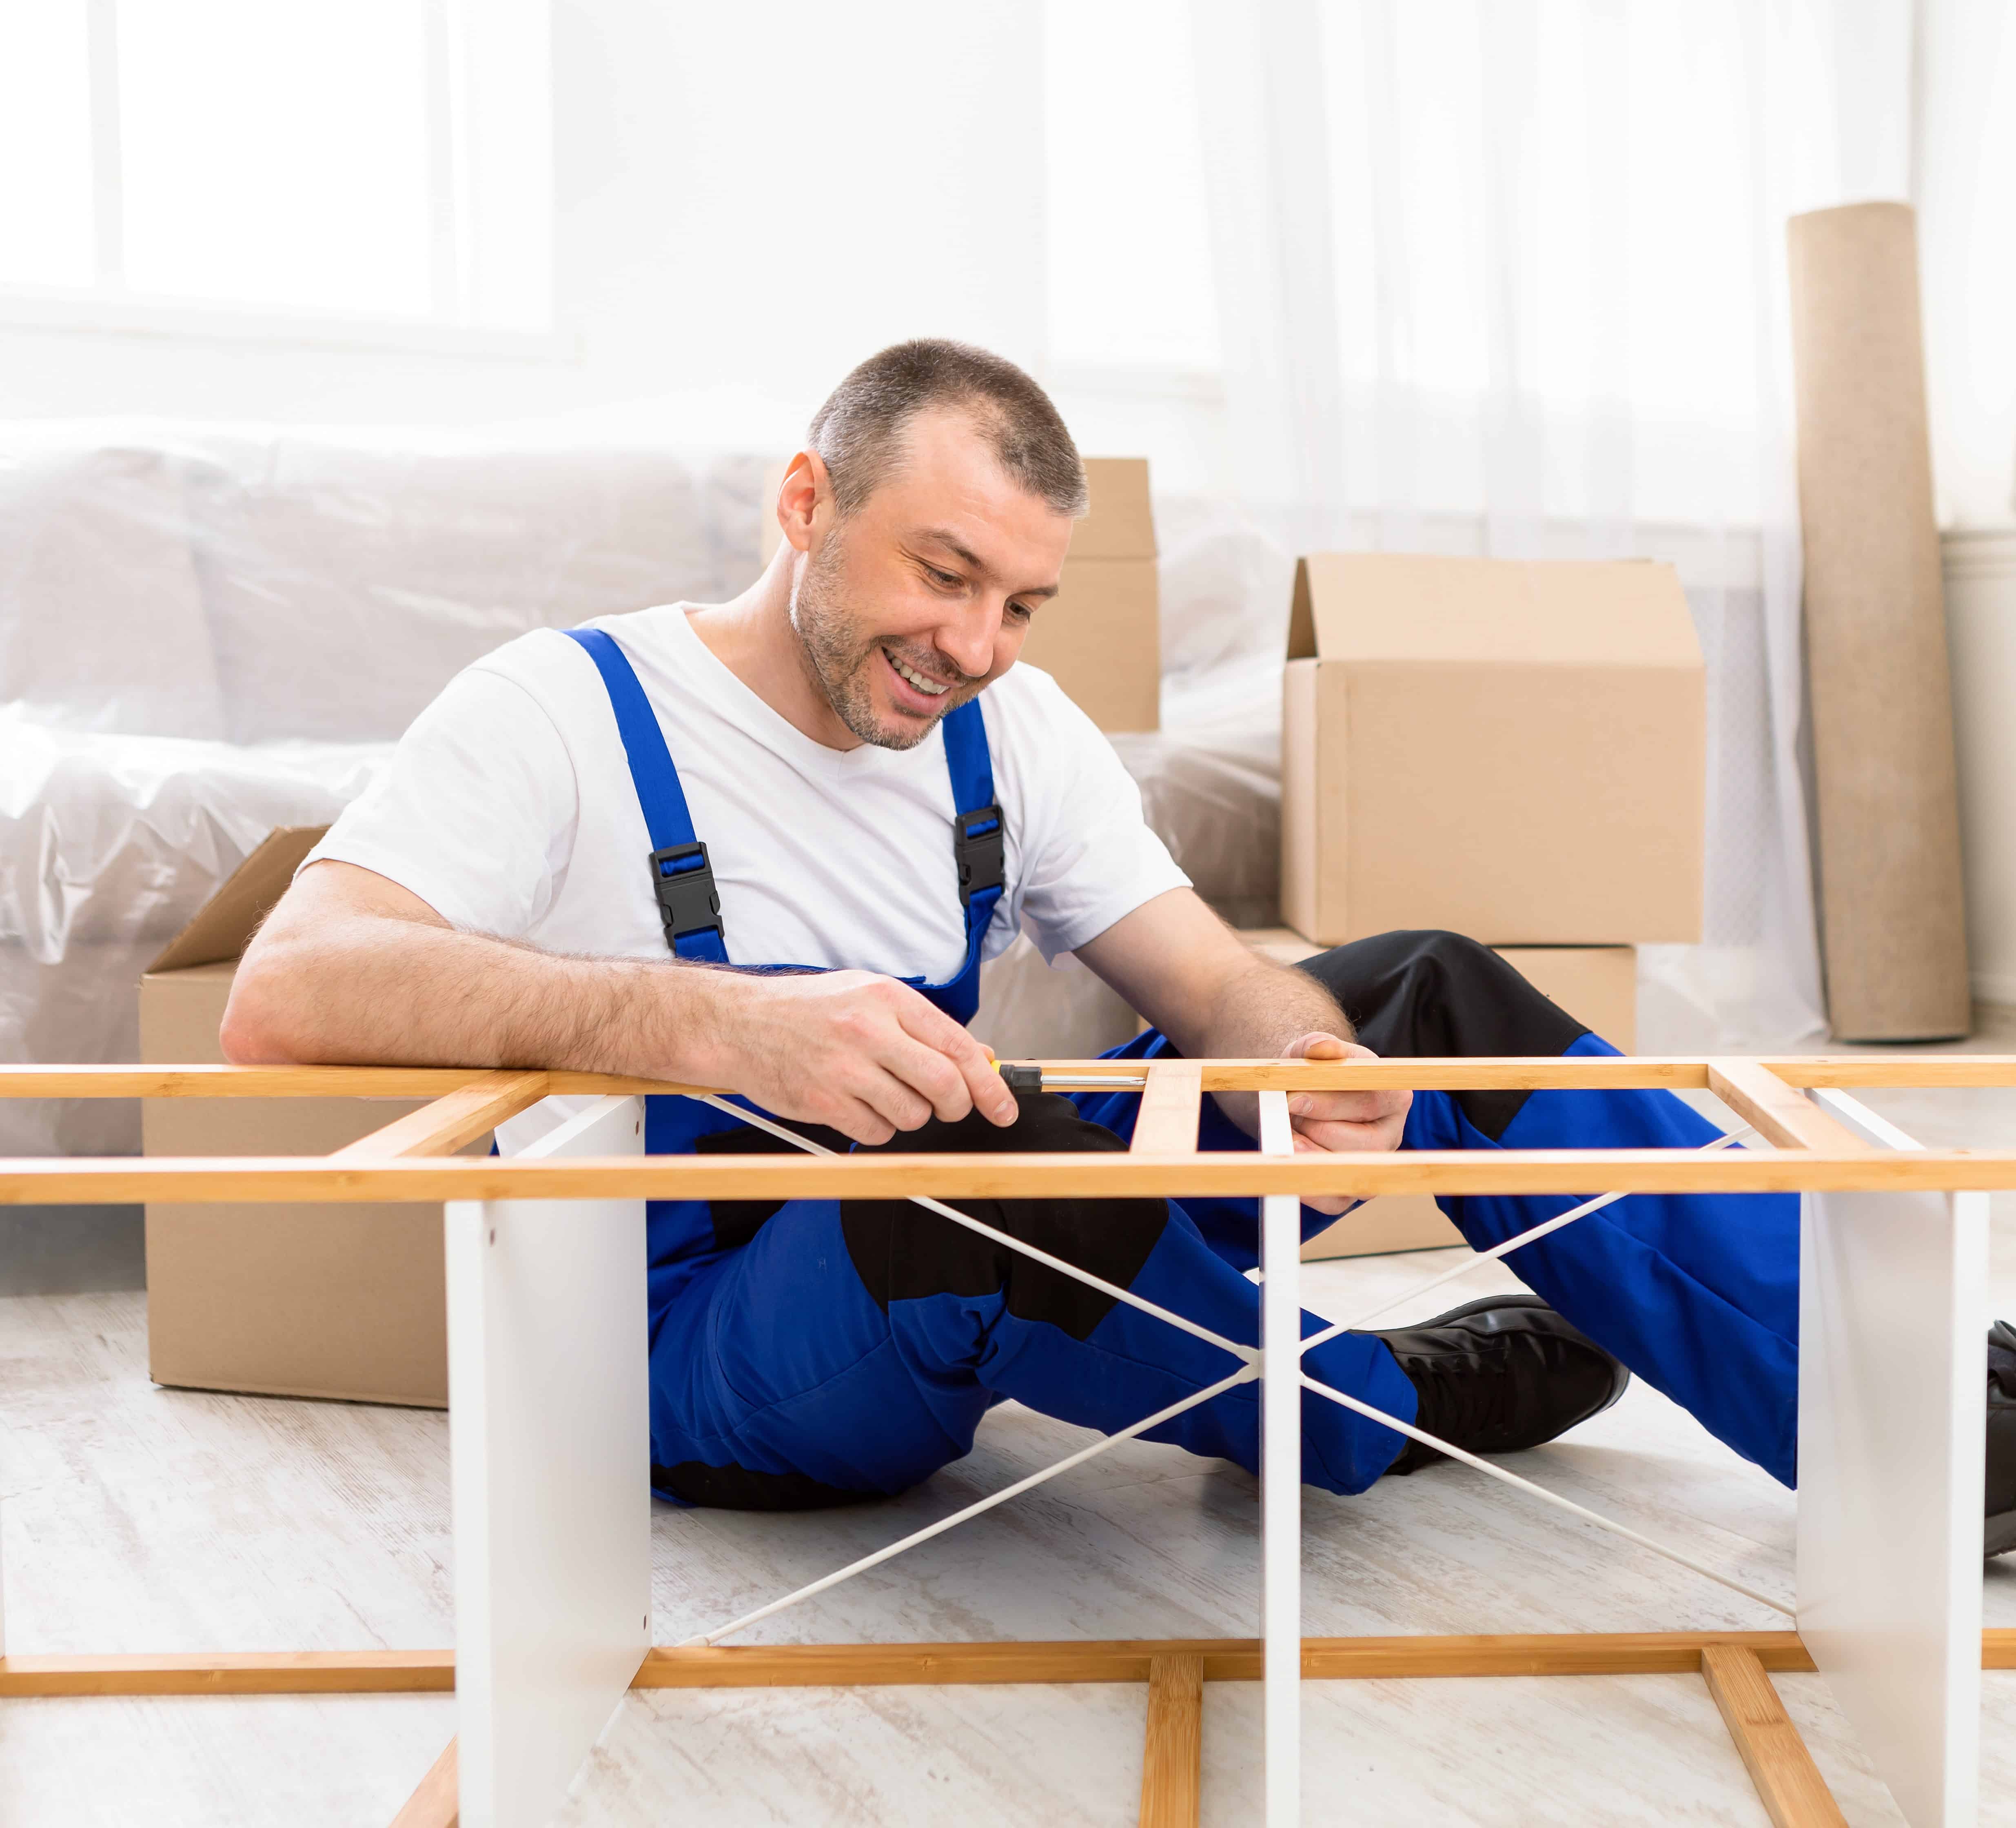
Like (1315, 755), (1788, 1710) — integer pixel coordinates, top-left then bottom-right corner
(682, 1364), (1256, 1648)
(694, 1095), (1253, 1365)
(1798, 1088), (1985, 1828)
(1258, 1089), (1300, 1828)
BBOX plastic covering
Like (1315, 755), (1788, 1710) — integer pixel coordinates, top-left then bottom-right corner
(0, 714), (388, 1156)
(0, 426), (771, 1157)
(0, 430), (1297, 1158)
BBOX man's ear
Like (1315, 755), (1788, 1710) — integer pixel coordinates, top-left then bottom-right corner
(776, 451), (827, 556)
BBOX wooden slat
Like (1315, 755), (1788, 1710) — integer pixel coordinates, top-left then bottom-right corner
(13, 1144), (2016, 1208)
(389, 1737), (458, 1828)
(0, 1649), (455, 1696)
(333, 1071), (550, 1160)
(629, 1633), (1824, 1688)
(1701, 1644), (1849, 1828)
(1130, 1062), (1204, 1155)
(1138, 1653), (1203, 1828)
(11, 1054), (2016, 1100)
(1708, 1059), (1880, 1154)
(7, 1631), (2008, 1703)
(1764, 1055), (2016, 1088)
(0, 1065), (720, 1100)
(1042, 1057), (1720, 1091)
(0, 1636), (1816, 1704)
(0, 1065), (511, 1099)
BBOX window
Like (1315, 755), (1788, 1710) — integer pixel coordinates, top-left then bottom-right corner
(0, 0), (551, 336)
(1043, 0), (1218, 378)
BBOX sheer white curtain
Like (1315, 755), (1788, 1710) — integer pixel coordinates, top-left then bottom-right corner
(1181, 0), (1914, 1049)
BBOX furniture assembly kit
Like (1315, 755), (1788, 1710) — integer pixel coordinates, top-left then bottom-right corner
(1, 1053), (2013, 1828)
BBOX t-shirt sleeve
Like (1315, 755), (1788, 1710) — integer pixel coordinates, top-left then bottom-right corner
(304, 662), (579, 939)
(998, 671), (1191, 962)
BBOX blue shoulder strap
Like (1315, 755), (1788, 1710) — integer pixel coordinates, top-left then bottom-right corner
(563, 627), (730, 964)
(940, 698), (1005, 975)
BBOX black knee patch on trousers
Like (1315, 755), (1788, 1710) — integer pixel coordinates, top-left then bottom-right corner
(694, 1120), (852, 1251)
(1294, 929), (1589, 1140)
(841, 1091), (1169, 1340)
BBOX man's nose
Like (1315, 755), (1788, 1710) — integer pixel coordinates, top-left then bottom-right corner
(936, 605), (1001, 680)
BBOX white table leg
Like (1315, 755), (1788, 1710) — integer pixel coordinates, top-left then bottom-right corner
(1799, 1088), (1986, 1828)
(1258, 1089), (1301, 1828)
(447, 1094), (652, 1828)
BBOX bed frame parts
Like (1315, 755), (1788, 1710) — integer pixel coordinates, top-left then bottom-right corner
(2, 1054), (2013, 1828)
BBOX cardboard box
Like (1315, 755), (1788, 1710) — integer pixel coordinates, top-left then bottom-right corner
(1240, 928), (1636, 1259)
(1019, 457), (1159, 732)
(1280, 554), (1704, 945)
(141, 827), (461, 1406)
(759, 453), (1160, 732)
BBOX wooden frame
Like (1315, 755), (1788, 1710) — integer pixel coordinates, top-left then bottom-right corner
(2, 1053), (2012, 1827)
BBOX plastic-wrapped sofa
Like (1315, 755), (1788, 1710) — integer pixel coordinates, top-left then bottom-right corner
(0, 426), (1291, 1159)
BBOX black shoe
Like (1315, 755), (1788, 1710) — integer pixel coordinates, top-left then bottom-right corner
(1370, 1293), (1631, 1475)
(1989, 1320), (2016, 1559)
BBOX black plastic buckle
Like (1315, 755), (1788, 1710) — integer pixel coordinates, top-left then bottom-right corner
(649, 840), (723, 948)
(954, 805), (1005, 901)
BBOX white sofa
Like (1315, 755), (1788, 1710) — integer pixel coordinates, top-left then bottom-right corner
(0, 426), (1291, 1157)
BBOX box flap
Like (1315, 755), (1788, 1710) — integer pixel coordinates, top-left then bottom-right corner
(1288, 554), (1701, 667)
(148, 825), (330, 973)
(1069, 458), (1156, 560)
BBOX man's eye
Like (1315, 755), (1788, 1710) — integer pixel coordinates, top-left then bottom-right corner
(928, 567), (961, 588)
(1007, 600), (1035, 624)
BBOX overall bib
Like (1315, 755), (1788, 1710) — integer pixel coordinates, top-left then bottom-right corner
(567, 628), (1800, 1509)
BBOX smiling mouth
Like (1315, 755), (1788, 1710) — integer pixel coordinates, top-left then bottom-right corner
(883, 646), (956, 702)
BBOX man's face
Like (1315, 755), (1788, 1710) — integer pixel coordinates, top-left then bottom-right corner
(787, 407), (1076, 750)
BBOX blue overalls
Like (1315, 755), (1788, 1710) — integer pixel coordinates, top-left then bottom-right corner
(566, 627), (1801, 1509)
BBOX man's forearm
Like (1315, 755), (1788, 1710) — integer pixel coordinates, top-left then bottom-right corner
(224, 862), (1014, 1142)
(1157, 956), (1352, 1140)
(1169, 955), (1351, 1063)
(224, 909), (703, 1076)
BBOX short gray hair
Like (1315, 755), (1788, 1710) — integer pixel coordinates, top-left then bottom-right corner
(807, 339), (1089, 521)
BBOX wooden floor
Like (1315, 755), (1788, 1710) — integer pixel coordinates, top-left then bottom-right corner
(4, 1077), (2016, 1825)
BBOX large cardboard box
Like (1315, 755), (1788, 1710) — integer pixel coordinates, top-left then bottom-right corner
(1018, 456), (1159, 732)
(1280, 555), (1704, 945)
(759, 454), (1160, 732)
(140, 827), (461, 1406)
(1240, 928), (1637, 1260)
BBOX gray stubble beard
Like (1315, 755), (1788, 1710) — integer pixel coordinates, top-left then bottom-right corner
(788, 531), (966, 752)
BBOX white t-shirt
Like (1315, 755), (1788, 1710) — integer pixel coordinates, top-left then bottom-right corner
(308, 601), (1187, 1012)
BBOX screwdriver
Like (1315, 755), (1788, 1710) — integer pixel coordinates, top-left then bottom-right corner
(994, 1063), (1148, 1092)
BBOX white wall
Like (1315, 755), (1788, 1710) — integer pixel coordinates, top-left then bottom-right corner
(1917, 0), (2016, 1004)
(1917, 0), (2016, 529)
(1944, 531), (2016, 1006)
(0, 1), (1048, 456)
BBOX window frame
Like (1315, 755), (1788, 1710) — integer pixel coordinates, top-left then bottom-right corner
(3, 0), (562, 361)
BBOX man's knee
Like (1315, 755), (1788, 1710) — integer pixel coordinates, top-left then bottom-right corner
(1294, 928), (1588, 1139)
(1295, 928), (1586, 1061)
(841, 1092), (1171, 1339)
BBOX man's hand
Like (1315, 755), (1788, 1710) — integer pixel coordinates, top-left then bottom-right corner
(1279, 1031), (1411, 1217)
(690, 969), (1018, 1145)
(225, 863), (1016, 1147)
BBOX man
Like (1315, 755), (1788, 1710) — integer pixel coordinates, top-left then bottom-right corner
(225, 340), (2014, 1545)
